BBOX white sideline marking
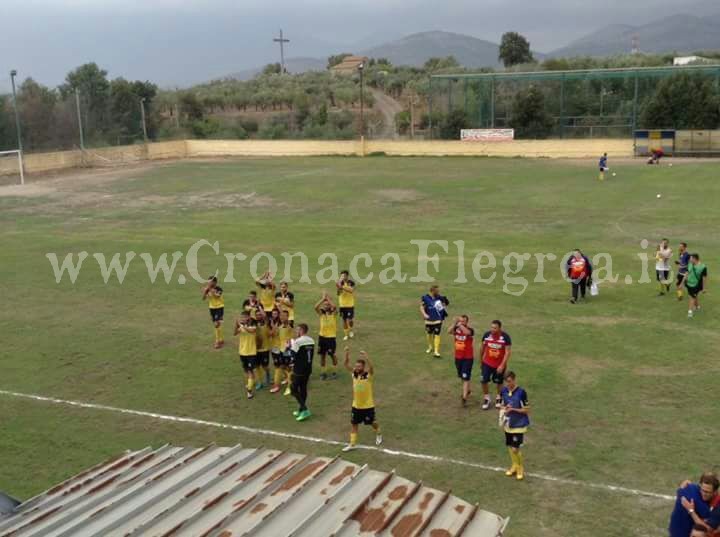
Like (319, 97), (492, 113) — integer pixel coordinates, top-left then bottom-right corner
(0, 389), (674, 502)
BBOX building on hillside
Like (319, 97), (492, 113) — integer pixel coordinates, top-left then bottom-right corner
(0, 444), (509, 536)
(331, 55), (369, 76)
(673, 55), (714, 66)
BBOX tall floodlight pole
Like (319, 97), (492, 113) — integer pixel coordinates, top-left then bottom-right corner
(75, 89), (85, 150)
(358, 62), (365, 137)
(273, 29), (290, 74)
(9, 69), (24, 184)
(9, 70), (23, 153)
(140, 98), (148, 142)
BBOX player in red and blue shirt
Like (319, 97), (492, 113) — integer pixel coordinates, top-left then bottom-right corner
(448, 315), (474, 406)
(480, 320), (512, 410)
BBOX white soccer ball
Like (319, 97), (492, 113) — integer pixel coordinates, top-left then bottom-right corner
(612, 172), (617, 177)
(669, 163), (673, 167)
(657, 194), (662, 199)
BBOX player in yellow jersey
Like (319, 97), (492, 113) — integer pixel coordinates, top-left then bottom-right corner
(342, 347), (382, 451)
(277, 309), (294, 395)
(256, 271), (276, 312)
(275, 282), (295, 327)
(234, 312), (257, 399)
(314, 292), (338, 380)
(202, 276), (225, 349)
(254, 309), (271, 390)
(336, 270), (356, 340)
(242, 290), (261, 320)
(268, 308), (284, 394)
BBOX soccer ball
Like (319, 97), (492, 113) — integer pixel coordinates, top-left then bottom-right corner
(669, 163), (673, 167)
(656, 194), (662, 199)
(612, 172), (617, 177)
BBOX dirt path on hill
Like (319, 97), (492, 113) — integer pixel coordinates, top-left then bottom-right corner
(369, 88), (403, 139)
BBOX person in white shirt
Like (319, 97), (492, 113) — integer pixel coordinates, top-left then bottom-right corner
(655, 239), (673, 296)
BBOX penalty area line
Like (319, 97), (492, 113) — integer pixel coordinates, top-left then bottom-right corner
(0, 389), (673, 502)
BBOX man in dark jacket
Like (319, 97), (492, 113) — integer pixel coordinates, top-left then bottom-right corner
(290, 323), (315, 422)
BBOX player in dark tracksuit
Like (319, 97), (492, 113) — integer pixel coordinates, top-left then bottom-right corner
(289, 323), (315, 422)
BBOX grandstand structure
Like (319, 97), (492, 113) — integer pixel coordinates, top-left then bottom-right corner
(429, 64), (720, 139)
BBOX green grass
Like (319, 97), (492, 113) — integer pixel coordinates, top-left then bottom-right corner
(0, 156), (718, 537)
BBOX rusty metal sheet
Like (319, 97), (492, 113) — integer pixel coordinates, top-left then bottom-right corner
(1, 446), (507, 537)
(416, 497), (476, 537)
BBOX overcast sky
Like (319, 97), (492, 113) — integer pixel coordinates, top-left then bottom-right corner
(0, 0), (715, 91)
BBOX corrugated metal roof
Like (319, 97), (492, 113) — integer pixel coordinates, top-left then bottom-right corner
(0, 445), (508, 537)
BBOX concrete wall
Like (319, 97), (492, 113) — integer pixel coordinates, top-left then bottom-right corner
(365, 139), (633, 158)
(0, 138), (634, 178)
(185, 139), (361, 157)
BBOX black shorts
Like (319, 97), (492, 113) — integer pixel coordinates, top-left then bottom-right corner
(340, 307), (355, 321)
(481, 363), (504, 385)
(686, 284), (703, 298)
(256, 351), (270, 368)
(455, 359), (474, 381)
(656, 269), (670, 282)
(318, 336), (336, 356)
(282, 351), (293, 367)
(351, 407), (376, 426)
(677, 273), (686, 286)
(240, 355), (256, 372)
(505, 432), (524, 448)
(272, 351), (283, 367)
(209, 307), (224, 322)
(425, 323), (442, 335)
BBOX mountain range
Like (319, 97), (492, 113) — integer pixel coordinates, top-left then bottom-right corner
(227, 9), (720, 81)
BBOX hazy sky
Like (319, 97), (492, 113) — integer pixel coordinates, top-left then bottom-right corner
(0, 0), (715, 91)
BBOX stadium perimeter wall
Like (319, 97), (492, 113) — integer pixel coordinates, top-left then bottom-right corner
(0, 139), (632, 177)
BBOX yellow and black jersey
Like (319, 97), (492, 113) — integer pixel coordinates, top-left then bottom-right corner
(337, 280), (355, 308)
(352, 371), (374, 409)
(275, 291), (295, 321)
(238, 322), (257, 356)
(257, 283), (275, 311)
(318, 311), (338, 338)
(278, 324), (293, 351)
(208, 287), (224, 309)
(255, 321), (270, 353)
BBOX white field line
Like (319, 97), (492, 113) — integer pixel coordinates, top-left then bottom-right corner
(0, 389), (673, 502)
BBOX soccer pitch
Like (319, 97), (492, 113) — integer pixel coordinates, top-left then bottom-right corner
(0, 156), (718, 537)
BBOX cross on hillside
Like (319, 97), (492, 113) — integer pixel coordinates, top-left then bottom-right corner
(273, 29), (290, 74)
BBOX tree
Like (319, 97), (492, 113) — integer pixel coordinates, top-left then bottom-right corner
(59, 63), (110, 137)
(327, 53), (352, 69)
(423, 56), (460, 73)
(0, 97), (17, 151)
(499, 32), (534, 68)
(262, 63), (282, 76)
(17, 78), (57, 150)
(108, 78), (159, 142)
(640, 73), (720, 129)
(439, 109), (468, 139)
(509, 86), (554, 139)
(179, 92), (204, 121)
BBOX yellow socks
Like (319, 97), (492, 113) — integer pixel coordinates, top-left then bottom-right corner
(217, 325), (223, 341)
(213, 327), (220, 342)
(433, 335), (441, 354)
(426, 333), (433, 350)
(273, 368), (282, 386)
(350, 432), (358, 446)
(344, 327), (350, 338)
(246, 376), (255, 392)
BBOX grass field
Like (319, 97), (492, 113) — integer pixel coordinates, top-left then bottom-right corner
(1, 156), (718, 537)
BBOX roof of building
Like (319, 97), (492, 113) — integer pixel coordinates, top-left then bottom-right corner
(331, 56), (369, 73)
(0, 444), (508, 537)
